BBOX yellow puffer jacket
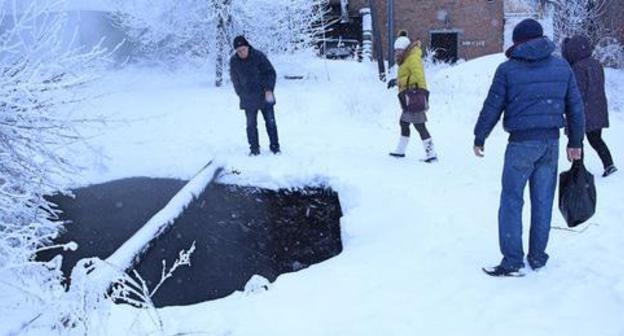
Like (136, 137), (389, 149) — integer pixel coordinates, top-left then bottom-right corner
(398, 44), (427, 92)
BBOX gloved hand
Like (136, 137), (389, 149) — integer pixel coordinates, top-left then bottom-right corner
(387, 79), (397, 89)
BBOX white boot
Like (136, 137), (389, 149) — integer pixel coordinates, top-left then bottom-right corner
(422, 138), (438, 163)
(389, 136), (409, 158)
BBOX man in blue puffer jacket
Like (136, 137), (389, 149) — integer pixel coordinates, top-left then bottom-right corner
(473, 19), (585, 277)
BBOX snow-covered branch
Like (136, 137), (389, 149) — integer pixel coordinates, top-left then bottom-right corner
(549, 0), (613, 45)
(150, 241), (196, 297)
(1, 0), (112, 333)
(544, 0), (623, 67)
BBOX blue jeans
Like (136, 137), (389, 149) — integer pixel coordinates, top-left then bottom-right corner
(245, 106), (280, 152)
(498, 139), (559, 270)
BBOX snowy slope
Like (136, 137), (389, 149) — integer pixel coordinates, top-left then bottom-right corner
(53, 55), (624, 335)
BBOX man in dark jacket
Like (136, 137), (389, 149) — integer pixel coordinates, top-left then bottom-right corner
(563, 35), (617, 177)
(230, 35), (280, 156)
(473, 19), (585, 276)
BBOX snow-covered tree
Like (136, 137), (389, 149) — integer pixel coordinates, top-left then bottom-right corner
(544, 0), (623, 67)
(0, 0), (110, 332)
(112, 0), (328, 84)
(548, 0), (611, 44)
(593, 36), (624, 68)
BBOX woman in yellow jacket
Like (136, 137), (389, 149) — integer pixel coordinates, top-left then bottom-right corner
(388, 31), (437, 162)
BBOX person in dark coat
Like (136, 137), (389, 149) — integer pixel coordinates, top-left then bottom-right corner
(563, 35), (617, 177)
(229, 35), (280, 156)
(473, 19), (585, 277)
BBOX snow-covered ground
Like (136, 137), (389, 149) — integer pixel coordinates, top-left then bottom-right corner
(23, 54), (624, 335)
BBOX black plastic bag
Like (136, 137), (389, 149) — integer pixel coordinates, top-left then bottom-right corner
(558, 161), (597, 227)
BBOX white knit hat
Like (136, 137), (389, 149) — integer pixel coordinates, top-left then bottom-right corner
(394, 36), (411, 50)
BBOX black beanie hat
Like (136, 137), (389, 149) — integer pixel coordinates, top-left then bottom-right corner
(233, 35), (250, 49)
(512, 19), (544, 44)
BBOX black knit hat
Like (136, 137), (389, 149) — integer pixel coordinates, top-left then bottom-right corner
(233, 35), (250, 49)
(512, 19), (544, 44)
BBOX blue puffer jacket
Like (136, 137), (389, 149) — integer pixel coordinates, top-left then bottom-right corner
(474, 37), (585, 148)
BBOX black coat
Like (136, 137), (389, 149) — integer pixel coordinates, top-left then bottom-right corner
(229, 47), (276, 111)
(562, 36), (609, 132)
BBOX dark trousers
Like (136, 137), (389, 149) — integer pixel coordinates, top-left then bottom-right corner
(245, 106), (280, 152)
(585, 129), (614, 169)
(400, 120), (431, 140)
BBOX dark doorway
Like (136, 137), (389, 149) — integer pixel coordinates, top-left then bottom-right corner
(430, 32), (459, 63)
(38, 178), (343, 307)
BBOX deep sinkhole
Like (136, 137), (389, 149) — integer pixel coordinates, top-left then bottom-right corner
(39, 177), (343, 307)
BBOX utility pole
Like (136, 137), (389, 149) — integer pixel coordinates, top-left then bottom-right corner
(387, 0), (395, 69)
(368, 0), (386, 81)
(360, 7), (373, 60)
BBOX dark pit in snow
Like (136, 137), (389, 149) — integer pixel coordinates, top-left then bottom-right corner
(39, 177), (343, 307)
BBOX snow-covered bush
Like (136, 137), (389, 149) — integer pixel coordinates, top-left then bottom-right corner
(594, 37), (624, 69)
(48, 242), (194, 335)
(422, 47), (460, 73)
(0, 0), (110, 333)
(0, 0), (108, 262)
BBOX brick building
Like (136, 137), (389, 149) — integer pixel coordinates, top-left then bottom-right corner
(330, 0), (504, 61)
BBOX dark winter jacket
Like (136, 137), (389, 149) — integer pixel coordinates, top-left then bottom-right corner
(562, 35), (609, 132)
(229, 47), (276, 111)
(474, 37), (585, 148)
